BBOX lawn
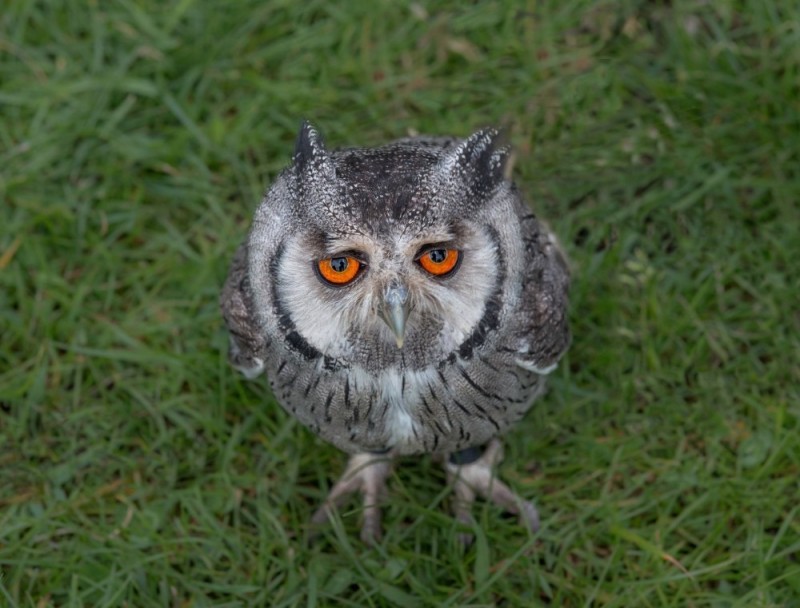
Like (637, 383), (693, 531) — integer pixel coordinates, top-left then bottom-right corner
(1, 1), (798, 606)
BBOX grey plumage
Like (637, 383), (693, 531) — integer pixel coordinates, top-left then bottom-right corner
(221, 122), (570, 540)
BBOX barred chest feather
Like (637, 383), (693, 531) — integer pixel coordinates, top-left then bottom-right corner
(266, 342), (546, 456)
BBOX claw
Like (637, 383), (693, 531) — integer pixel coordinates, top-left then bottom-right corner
(310, 452), (392, 544)
(445, 439), (540, 543)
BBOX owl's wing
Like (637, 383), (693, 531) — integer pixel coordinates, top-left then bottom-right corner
(513, 222), (571, 374)
(220, 244), (267, 379)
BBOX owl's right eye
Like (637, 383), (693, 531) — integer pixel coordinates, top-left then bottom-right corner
(316, 256), (362, 285)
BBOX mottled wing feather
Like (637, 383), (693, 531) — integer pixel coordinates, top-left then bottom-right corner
(514, 221), (571, 373)
(220, 244), (267, 378)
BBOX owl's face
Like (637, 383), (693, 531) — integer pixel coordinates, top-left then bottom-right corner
(248, 123), (516, 370)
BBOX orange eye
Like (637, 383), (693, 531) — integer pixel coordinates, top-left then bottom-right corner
(418, 248), (460, 276)
(317, 256), (362, 285)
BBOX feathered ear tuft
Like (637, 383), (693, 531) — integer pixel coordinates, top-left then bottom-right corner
(293, 121), (335, 181)
(441, 128), (511, 203)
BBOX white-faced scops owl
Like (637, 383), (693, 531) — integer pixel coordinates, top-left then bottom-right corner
(221, 122), (570, 543)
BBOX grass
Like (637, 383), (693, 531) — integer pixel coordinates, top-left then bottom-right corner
(1, 0), (798, 605)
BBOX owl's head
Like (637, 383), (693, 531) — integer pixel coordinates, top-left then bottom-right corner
(248, 122), (521, 370)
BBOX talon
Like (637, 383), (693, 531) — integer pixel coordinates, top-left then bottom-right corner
(310, 452), (392, 543)
(445, 440), (540, 535)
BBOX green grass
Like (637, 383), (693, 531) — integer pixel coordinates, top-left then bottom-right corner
(2, 0), (799, 606)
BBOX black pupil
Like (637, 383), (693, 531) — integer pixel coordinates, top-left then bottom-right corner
(429, 249), (447, 263)
(330, 257), (349, 272)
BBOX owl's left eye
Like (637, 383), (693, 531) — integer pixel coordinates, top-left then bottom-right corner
(418, 248), (460, 276)
(316, 255), (362, 285)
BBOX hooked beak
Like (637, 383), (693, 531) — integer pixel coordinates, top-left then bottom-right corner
(379, 283), (410, 348)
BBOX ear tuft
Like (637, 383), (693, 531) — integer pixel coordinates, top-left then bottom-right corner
(444, 128), (511, 202)
(293, 121), (335, 180)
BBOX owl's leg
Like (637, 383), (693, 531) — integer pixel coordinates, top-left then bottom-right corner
(310, 452), (392, 544)
(445, 439), (539, 543)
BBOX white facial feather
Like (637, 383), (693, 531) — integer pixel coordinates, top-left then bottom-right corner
(277, 223), (498, 360)
(277, 236), (367, 356)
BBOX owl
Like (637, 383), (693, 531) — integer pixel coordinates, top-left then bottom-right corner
(221, 122), (570, 543)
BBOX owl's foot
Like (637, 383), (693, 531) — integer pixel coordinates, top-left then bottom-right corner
(310, 452), (392, 544)
(445, 439), (539, 544)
